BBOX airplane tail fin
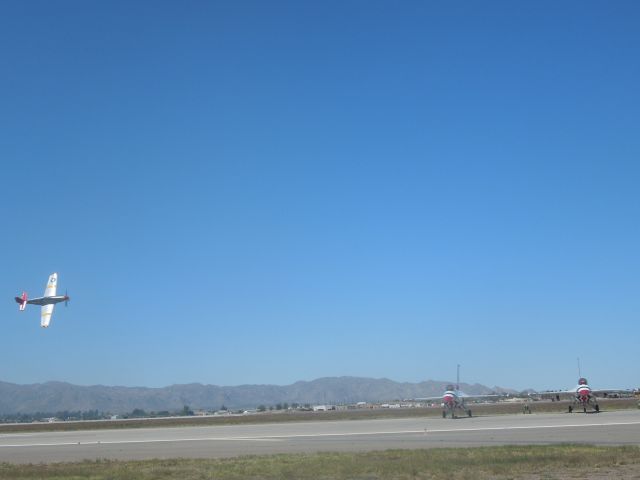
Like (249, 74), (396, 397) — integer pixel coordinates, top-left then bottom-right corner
(15, 292), (27, 311)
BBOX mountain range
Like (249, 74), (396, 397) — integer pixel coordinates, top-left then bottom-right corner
(0, 377), (517, 414)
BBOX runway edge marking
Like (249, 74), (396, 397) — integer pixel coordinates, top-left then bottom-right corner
(2, 420), (640, 448)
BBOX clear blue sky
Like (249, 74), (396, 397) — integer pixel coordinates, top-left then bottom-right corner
(1, 1), (638, 392)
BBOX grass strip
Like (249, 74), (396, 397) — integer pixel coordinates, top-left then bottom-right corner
(1, 444), (639, 479)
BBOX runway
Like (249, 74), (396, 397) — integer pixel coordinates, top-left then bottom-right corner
(1, 409), (639, 464)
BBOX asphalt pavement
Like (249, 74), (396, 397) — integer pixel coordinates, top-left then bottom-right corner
(1, 409), (638, 464)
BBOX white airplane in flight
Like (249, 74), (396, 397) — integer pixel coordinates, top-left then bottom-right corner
(15, 273), (69, 328)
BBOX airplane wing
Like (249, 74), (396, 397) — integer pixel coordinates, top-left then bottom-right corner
(44, 273), (57, 297)
(415, 395), (445, 402)
(457, 391), (505, 400)
(535, 389), (576, 399)
(41, 304), (54, 328)
(536, 387), (633, 400)
(535, 385), (605, 399)
(416, 392), (505, 402)
(590, 388), (635, 397)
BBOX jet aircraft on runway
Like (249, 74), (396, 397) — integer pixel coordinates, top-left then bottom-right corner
(542, 377), (633, 413)
(570, 377), (601, 413)
(420, 366), (504, 419)
(15, 273), (69, 328)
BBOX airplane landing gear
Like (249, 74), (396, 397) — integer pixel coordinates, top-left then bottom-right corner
(595, 404), (600, 413)
(467, 409), (472, 417)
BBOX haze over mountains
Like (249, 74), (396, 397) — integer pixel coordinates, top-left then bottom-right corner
(0, 377), (518, 414)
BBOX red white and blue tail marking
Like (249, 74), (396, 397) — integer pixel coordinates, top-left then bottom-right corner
(15, 292), (27, 311)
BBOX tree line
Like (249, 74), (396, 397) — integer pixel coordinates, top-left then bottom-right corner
(0, 405), (195, 423)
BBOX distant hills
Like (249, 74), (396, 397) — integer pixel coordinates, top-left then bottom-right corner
(0, 377), (517, 415)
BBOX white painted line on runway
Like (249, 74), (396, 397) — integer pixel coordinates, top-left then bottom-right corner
(423, 420), (640, 434)
(1, 419), (639, 448)
(0, 437), (282, 448)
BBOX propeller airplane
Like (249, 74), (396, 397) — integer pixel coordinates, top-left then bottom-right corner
(15, 273), (69, 328)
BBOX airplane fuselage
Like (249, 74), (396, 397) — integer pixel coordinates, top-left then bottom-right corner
(571, 382), (599, 413)
(576, 385), (594, 406)
(442, 390), (471, 418)
(26, 296), (67, 306)
(443, 390), (460, 407)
